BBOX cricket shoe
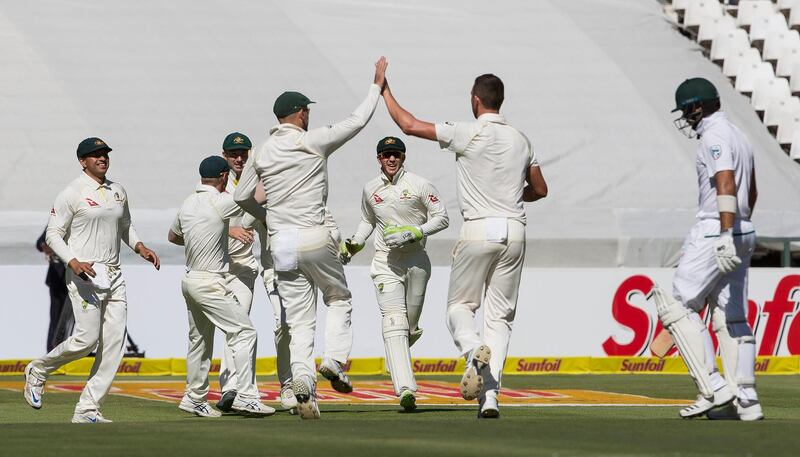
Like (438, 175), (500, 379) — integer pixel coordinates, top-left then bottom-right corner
(71, 411), (112, 423)
(460, 345), (491, 401)
(679, 385), (734, 419)
(409, 328), (423, 347)
(231, 398), (276, 417)
(319, 357), (353, 394)
(23, 363), (45, 409)
(293, 376), (321, 420)
(399, 389), (417, 412)
(179, 396), (221, 418)
(479, 394), (500, 419)
(707, 398), (764, 421)
(215, 390), (236, 413)
(280, 383), (298, 412)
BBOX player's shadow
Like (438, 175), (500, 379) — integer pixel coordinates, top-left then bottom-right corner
(321, 407), (464, 414)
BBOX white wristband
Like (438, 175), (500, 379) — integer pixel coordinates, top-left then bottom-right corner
(717, 195), (737, 214)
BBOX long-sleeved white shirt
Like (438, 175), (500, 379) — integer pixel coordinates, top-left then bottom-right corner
(225, 174), (257, 263)
(351, 168), (449, 253)
(234, 84), (381, 233)
(171, 184), (241, 273)
(435, 113), (537, 224)
(46, 172), (142, 267)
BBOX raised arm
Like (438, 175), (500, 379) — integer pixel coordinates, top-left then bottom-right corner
(233, 151), (267, 222)
(305, 57), (387, 157)
(382, 80), (437, 141)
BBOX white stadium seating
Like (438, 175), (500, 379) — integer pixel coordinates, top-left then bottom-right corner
(666, 0), (800, 160)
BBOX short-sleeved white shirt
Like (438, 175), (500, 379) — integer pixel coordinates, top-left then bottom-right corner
(435, 113), (537, 223)
(694, 111), (754, 221)
(171, 184), (241, 273)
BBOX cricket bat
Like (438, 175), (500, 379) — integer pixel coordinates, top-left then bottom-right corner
(650, 329), (675, 358)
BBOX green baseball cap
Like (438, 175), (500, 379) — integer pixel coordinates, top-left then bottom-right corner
(376, 136), (406, 154)
(76, 137), (112, 158)
(222, 132), (252, 151)
(672, 78), (719, 113)
(273, 91), (315, 118)
(199, 156), (230, 178)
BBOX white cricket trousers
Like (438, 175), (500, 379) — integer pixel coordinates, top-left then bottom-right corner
(446, 219), (526, 394)
(181, 270), (259, 402)
(30, 267), (127, 414)
(219, 257), (260, 394)
(274, 226), (353, 383)
(371, 249), (431, 395)
(265, 266), (293, 386)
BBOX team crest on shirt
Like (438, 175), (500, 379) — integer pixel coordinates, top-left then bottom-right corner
(710, 144), (722, 160)
(399, 189), (412, 200)
(114, 192), (123, 203)
(85, 198), (99, 207)
(377, 283), (384, 293)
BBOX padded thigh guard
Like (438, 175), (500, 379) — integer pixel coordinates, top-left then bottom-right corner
(382, 313), (417, 396)
(652, 286), (714, 398)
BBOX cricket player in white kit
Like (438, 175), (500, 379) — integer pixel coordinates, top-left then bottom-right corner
(340, 136), (449, 411)
(381, 71), (548, 418)
(169, 156), (274, 418)
(235, 57), (388, 419)
(24, 137), (161, 423)
(651, 78), (763, 421)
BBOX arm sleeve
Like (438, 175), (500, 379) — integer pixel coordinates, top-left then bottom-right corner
(351, 188), (376, 245)
(304, 84), (381, 158)
(170, 212), (183, 237)
(120, 189), (143, 250)
(435, 121), (477, 153)
(45, 189), (77, 263)
(241, 212), (256, 230)
(700, 133), (734, 177)
(215, 193), (244, 220)
(419, 181), (449, 237)
(233, 151), (268, 221)
(323, 207), (342, 243)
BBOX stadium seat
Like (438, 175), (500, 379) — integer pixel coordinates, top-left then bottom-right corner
(735, 61), (775, 94)
(711, 28), (751, 64)
(775, 106), (800, 146)
(698, 14), (737, 47)
(761, 30), (800, 64)
(723, 47), (762, 78)
(684, 0), (724, 34)
(736, 1), (778, 32)
(764, 95), (800, 132)
(749, 12), (788, 46)
(777, 0), (800, 14)
(788, 60), (800, 93)
(789, 4), (800, 30)
(752, 76), (791, 118)
(790, 131), (800, 158)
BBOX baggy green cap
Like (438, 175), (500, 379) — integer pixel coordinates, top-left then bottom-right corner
(199, 156), (230, 178)
(76, 137), (112, 158)
(222, 132), (252, 151)
(273, 91), (315, 118)
(376, 136), (406, 154)
(672, 78), (719, 113)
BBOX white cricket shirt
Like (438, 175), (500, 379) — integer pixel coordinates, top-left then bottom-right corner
(694, 111), (755, 221)
(46, 172), (142, 267)
(225, 175), (256, 263)
(234, 84), (381, 233)
(352, 168), (449, 253)
(435, 113), (537, 223)
(171, 184), (241, 273)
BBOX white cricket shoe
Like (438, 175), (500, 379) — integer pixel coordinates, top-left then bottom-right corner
(280, 383), (298, 410)
(71, 411), (113, 423)
(707, 398), (764, 421)
(319, 357), (353, 394)
(293, 376), (320, 420)
(479, 394), (500, 419)
(23, 363), (45, 410)
(460, 345), (491, 401)
(231, 398), (276, 417)
(680, 385), (734, 419)
(179, 396), (221, 418)
(399, 389), (417, 412)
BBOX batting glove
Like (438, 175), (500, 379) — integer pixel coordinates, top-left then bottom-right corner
(383, 225), (423, 248)
(714, 230), (741, 274)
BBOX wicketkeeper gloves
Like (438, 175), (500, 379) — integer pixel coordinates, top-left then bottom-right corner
(339, 238), (364, 265)
(383, 225), (423, 248)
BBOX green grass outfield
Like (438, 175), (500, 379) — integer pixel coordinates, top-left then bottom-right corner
(2, 374), (798, 457)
